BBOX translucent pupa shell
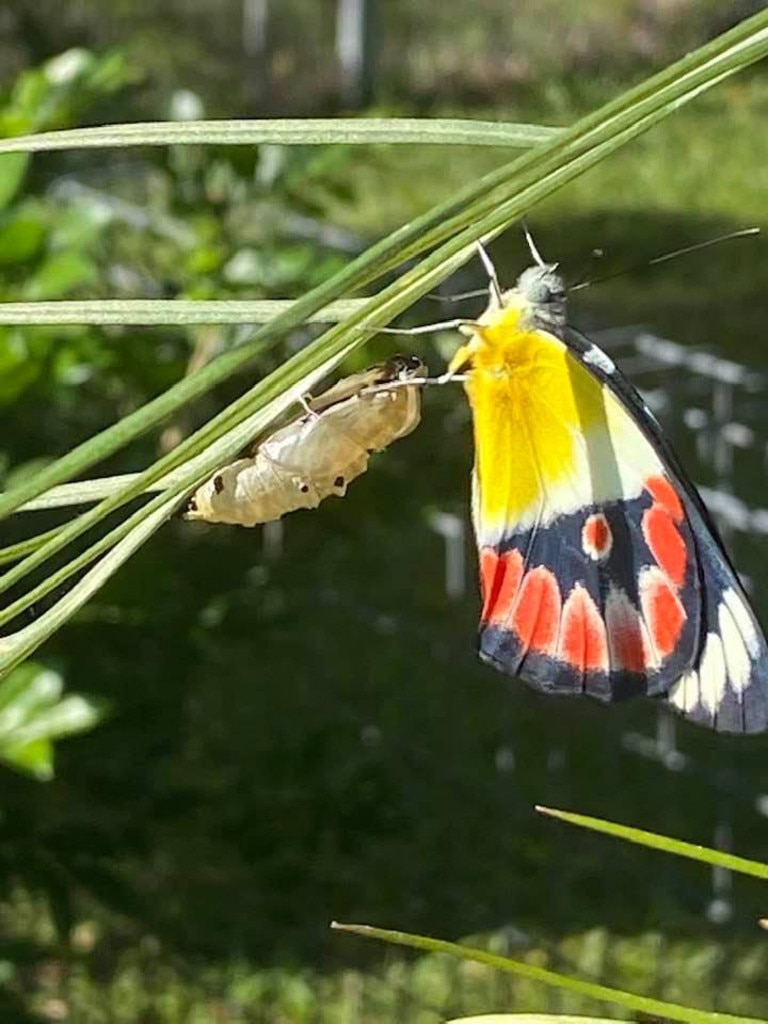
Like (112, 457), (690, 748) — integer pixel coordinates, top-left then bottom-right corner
(185, 354), (425, 526)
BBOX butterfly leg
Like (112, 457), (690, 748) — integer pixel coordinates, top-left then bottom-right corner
(364, 319), (483, 336)
(298, 393), (319, 417)
(443, 341), (475, 381)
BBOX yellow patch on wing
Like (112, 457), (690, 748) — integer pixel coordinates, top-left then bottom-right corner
(453, 301), (663, 543)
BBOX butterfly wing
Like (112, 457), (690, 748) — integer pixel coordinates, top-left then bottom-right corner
(460, 292), (768, 733)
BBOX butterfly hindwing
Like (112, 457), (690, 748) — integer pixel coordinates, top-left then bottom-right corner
(476, 367), (700, 701)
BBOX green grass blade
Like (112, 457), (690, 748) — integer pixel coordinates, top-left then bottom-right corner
(536, 807), (768, 880)
(0, 494), (179, 676)
(331, 923), (761, 1024)
(0, 526), (66, 565)
(17, 475), (177, 511)
(0, 299), (368, 326)
(0, 11), (765, 523)
(0, 118), (559, 153)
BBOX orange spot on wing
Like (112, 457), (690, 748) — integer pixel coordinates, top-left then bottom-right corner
(557, 585), (609, 673)
(512, 566), (561, 655)
(643, 506), (687, 588)
(480, 547), (524, 624)
(640, 568), (686, 660)
(646, 475), (683, 523)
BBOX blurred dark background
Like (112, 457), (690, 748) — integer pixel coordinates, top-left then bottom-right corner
(0, 1), (767, 1020)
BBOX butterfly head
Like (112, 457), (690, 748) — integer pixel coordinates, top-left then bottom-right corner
(447, 249), (566, 377)
(513, 263), (567, 332)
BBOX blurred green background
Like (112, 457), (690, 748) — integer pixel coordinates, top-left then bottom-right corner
(0, 2), (767, 1021)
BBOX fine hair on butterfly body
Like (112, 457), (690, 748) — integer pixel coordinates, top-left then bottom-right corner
(185, 354), (425, 527)
(449, 232), (768, 733)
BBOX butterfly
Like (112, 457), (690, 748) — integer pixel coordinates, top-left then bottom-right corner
(185, 354), (425, 526)
(446, 237), (768, 732)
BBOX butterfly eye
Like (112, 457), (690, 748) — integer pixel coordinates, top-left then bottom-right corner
(528, 281), (552, 304)
(530, 278), (565, 306)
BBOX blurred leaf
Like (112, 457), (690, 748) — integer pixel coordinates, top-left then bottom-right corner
(2, 739), (54, 781)
(43, 49), (95, 88)
(23, 251), (99, 300)
(0, 154), (28, 210)
(0, 663), (106, 781)
(2, 48), (132, 137)
(49, 201), (112, 251)
(8, 69), (49, 131)
(0, 331), (40, 404)
(0, 204), (46, 264)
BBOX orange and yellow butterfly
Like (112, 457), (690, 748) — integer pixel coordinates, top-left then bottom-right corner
(447, 236), (768, 733)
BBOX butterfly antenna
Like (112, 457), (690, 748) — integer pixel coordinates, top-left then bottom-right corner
(475, 240), (503, 306)
(569, 247), (605, 290)
(570, 227), (759, 292)
(523, 220), (549, 268)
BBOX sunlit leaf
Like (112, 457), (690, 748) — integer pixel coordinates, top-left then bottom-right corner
(0, 663), (105, 780)
(23, 251), (99, 300)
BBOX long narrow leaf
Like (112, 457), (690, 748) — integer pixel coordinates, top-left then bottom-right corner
(0, 526), (66, 565)
(0, 298), (368, 326)
(331, 923), (760, 1024)
(0, 493), (179, 676)
(536, 807), (768, 880)
(0, 118), (558, 153)
(18, 474), (179, 511)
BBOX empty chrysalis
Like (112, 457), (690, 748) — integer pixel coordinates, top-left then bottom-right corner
(185, 354), (426, 527)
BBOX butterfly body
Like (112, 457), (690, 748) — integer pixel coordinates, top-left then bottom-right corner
(451, 260), (768, 732)
(185, 355), (424, 527)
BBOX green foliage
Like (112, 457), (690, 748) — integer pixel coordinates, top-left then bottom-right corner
(0, 662), (104, 780)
